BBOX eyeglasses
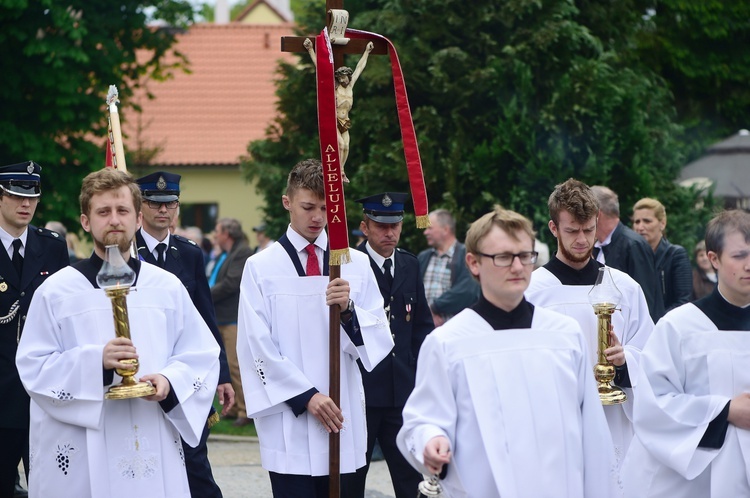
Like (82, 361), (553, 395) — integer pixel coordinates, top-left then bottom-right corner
(146, 200), (179, 210)
(477, 251), (538, 267)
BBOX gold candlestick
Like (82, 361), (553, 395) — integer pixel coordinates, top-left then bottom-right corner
(100, 245), (156, 400)
(588, 267), (626, 405)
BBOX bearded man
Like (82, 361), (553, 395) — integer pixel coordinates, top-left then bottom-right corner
(16, 168), (220, 497)
(525, 178), (653, 475)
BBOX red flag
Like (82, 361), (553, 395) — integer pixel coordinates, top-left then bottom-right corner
(345, 29), (430, 228)
(105, 138), (115, 168)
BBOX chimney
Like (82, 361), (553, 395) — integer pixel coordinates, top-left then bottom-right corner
(215, 0), (230, 24)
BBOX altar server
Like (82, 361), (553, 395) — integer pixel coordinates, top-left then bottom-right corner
(16, 168), (219, 498)
(236, 159), (392, 497)
(622, 209), (750, 497)
(398, 205), (617, 498)
(526, 178), (653, 469)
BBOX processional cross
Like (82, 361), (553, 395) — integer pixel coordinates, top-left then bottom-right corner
(282, 4), (430, 497)
(282, 4), (389, 497)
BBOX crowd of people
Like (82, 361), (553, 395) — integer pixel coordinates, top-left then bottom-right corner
(0, 157), (744, 498)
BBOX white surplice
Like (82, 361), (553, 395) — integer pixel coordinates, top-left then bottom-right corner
(397, 308), (617, 498)
(16, 264), (220, 498)
(237, 229), (392, 476)
(622, 302), (750, 497)
(526, 265), (653, 468)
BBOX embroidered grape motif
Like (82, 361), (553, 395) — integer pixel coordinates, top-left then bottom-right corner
(56, 443), (75, 475)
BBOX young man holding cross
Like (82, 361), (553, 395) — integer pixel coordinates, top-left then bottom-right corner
(236, 159), (392, 497)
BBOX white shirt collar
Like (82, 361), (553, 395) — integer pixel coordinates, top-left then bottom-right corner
(286, 225), (328, 253)
(595, 229), (613, 248)
(364, 241), (394, 273)
(139, 228), (170, 257)
(0, 225), (28, 258)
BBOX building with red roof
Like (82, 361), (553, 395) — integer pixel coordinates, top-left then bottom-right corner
(125, 4), (295, 236)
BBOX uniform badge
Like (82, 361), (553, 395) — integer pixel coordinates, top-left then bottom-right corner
(382, 193), (392, 207)
(156, 175), (167, 191)
(27, 162), (34, 174)
(0, 282), (7, 292)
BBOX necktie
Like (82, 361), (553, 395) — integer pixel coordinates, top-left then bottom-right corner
(305, 244), (320, 276)
(156, 243), (167, 268)
(11, 239), (23, 276)
(594, 243), (606, 264)
(383, 258), (394, 291)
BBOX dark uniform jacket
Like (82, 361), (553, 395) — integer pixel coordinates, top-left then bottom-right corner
(357, 242), (434, 407)
(136, 230), (230, 385)
(1, 226), (69, 429)
(417, 241), (480, 317)
(654, 237), (692, 316)
(210, 239), (253, 325)
(598, 222), (664, 321)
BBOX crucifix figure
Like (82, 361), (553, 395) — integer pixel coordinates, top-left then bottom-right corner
(303, 38), (374, 183)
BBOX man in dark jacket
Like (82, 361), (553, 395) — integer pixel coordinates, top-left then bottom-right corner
(418, 209), (480, 326)
(591, 186), (664, 321)
(136, 171), (234, 498)
(210, 217), (253, 426)
(0, 161), (69, 497)
(352, 192), (433, 498)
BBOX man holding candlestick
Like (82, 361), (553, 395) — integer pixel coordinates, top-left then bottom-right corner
(526, 178), (653, 473)
(16, 168), (220, 497)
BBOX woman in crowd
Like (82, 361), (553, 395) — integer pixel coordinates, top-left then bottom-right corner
(691, 239), (717, 300)
(632, 198), (692, 316)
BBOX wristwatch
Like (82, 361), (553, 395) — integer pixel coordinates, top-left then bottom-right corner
(341, 299), (354, 317)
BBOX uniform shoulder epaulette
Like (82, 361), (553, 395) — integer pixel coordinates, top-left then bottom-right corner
(36, 226), (67, 243)
(172, 234), (198, 246)
(396, 247), (417, 259)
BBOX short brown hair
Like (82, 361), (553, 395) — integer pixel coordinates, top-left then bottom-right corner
(633, 198), (666, 223)
(705, 210), (750, 257)
(79, 168), (141, 216)
(465, 205), (535, 255)
(548, 178), (599, 226)
(286, 159), (324, 199)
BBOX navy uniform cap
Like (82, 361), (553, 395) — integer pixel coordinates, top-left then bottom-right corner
(0, 161), (42, 197)
(136, 171), (181, 202)
(355, 192), (409, 223)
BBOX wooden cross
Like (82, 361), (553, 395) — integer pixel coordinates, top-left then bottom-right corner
(281, 3), (389, 497)
(281, 0), (388, 70)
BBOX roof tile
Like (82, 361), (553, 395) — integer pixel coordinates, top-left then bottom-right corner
(126, 23), (296, 166)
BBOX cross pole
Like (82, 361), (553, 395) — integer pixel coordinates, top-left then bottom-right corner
(281, 3), (388, 497)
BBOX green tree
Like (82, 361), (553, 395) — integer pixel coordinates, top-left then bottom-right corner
(0, 0), (194, 228)
(632, 1), (750, 150)
(242, 0), (715, 252)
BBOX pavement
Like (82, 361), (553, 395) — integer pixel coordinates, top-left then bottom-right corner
(209, 435), (397, 498)
(16, 434), (399, 497)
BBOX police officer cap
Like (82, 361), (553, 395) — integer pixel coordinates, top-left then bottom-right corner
(0, 161), (42, 197)
(252, 223), (267, 233)
(355, 192), (409, 224)
(136, 171), (181, 202)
